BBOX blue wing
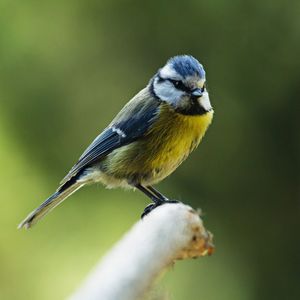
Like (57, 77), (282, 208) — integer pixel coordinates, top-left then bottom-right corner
(59, 95), (160, 186)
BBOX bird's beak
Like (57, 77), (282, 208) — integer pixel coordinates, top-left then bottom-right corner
(191, 88), (203, 98)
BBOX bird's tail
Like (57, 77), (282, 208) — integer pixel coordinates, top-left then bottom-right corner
(18, 178), (84, 229)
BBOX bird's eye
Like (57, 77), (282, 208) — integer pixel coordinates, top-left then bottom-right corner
(169, 79), (189, 92)
(201, 83), (206, 93)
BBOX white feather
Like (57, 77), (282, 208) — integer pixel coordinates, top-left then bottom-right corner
(159, 64), (179, 79)
(199, 92), (212, 111)
(153, 77), (184, 105)
(111, 126), (126, 138)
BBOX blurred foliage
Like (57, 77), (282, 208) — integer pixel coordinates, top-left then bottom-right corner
(0, 0), (299, 299)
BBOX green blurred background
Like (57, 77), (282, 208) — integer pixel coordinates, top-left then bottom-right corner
(0, 0), (299, 299)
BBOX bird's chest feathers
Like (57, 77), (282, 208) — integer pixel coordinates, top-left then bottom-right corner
(145, 107), (213, 168)
(104, 105), (213, 184)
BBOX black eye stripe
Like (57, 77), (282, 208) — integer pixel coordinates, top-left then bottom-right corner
(157, 75), (206, 94)
(157, 74), (165, 83)
(168, 79), (190, 92)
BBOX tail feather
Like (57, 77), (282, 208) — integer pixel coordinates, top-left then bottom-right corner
(18, 180), (83, 229)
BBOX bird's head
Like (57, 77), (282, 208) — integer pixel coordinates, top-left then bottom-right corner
(151, 55), (212, 115)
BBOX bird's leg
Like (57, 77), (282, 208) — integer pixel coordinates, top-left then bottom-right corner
(146, 185), (179, 205)
(135, 184), (179, 218)
(134, 184), (162, 204)
(146, 185), (169, 201)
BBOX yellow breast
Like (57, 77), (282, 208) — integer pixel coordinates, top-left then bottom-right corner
(105, 103), (213, 185)
(144, 104), (213, 174)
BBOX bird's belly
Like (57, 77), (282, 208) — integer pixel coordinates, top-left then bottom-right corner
(101, 110), (213, 186)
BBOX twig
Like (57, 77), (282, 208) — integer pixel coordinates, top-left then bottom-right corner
(68, 202), (214, 300)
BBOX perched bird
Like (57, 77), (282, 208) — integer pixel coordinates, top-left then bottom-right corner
(18, 55), (213, 229)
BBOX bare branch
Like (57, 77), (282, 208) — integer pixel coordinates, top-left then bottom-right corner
(68, 203), (214, 300)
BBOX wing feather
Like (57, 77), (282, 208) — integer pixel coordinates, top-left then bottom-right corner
(59, 129), (121, 186)
(60, 89), (161, 186)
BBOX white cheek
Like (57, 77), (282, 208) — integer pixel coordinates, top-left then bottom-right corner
(199, 92), (212, 111)
(153, 80), (184, 105)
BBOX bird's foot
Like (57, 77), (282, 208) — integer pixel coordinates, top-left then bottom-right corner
(141, 199), (180, 219)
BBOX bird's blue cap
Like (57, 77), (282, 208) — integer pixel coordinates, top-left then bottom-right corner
(168, 55), (205, 79)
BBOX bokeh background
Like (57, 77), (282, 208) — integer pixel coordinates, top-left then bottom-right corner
(0, 0), (299, 299)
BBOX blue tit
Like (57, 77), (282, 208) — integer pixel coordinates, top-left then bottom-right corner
(19, 55), (213, 229)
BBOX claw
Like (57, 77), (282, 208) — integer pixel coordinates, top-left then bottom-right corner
(141, 200), (180, 219)
(141, 203), (156, 218)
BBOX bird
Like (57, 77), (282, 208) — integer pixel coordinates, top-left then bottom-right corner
(18, 55), (214, 229)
